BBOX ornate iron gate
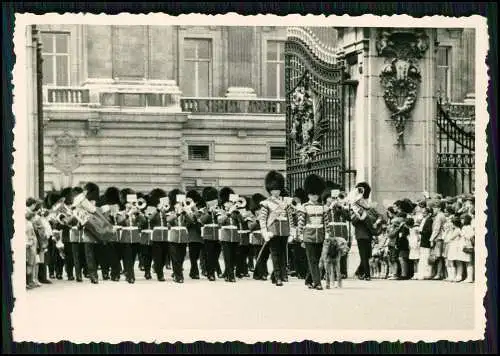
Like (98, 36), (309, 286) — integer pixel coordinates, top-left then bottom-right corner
(436, 100), (475, 196)
(285, 32), (346, 195)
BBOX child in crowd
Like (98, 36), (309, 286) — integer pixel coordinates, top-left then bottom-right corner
(444, 216), (464, 282)
(408, 216), (421, 280)
(460, 214), (475, 283)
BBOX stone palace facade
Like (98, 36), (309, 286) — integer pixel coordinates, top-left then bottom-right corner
(24, 25), (475, 201)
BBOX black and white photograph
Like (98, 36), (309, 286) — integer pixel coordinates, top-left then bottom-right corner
(11, 13), (488, 343)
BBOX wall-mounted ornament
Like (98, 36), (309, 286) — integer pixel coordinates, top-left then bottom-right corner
(51, 132), (83, 175)
(289, 74), (328, 166)
(87, 118), (101, 136)
(376, 28), (430, 147)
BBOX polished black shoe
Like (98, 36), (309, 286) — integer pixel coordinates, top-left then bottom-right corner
(145, 272), (152, 280)
(314, 284), (323, 290)
(341, 273), (348, 279)
(190, 275), (200, 280)
(174, 277), (184, 284)
(127, 277), (135, 284)
(56, 274), (63, 280)
(224, 276), (230, 282)
(307, 283), (314, 289)
(40, 279), (52, 284)
(49, 273), (56, 279)
(202, 271), (208, 277)
(157, 274), (166, 282)
(68, 275), (75, 281)
(236, 274), (243, 279)
(364, 276), (371, 281)
(283, 277), (289, 283)
(229, 277), (236, 283)
(90, 278), (99, 284)
(84, 273), (90, 279)
(276, 280), (284, 287)
(111, 276), (120, 282)
(103, 274), (110, 281)
(208, 275), (216, 281)
(76, 276), (83, 282)
(243, 273), (250, 278)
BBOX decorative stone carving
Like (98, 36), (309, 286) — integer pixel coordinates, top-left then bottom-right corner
(51, 132), (82, 175)
(289, 75), (328, 165)
(87, 118), (101, 136)
(376, 28), (430, 146)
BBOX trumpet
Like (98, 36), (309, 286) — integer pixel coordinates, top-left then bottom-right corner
(181, 197), (197, 214)
(137, 197), (147, 211)
(50, 201), (74, 226)
(157, 201), (170, 213)
(235, 197), (247, 209)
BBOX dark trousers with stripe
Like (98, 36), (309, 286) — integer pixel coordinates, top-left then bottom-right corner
(221, 241), (238, 280)
(141, 244), (153, 275)
(236, 244), (250, 277)
(152, 242), (169, 278)
(122, 243), (140, 280)
(304, 242), (323, 286)
(253, 243), (270, 279)
(269, 236), (288, 282)
(188, 242), (203, 278)
(203, 240), (219, 279)
(168, 242), (187, 280)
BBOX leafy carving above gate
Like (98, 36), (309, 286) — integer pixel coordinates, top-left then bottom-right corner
(376, 28), (430, 147)
(285, 30), (347, 193)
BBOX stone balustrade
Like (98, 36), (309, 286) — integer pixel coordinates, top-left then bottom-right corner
(180, 97), (285, 114)
(45, 87), (90, 104)
(44, 85), (285, 114)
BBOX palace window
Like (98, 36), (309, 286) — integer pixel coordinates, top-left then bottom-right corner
(437, 46), (452, 100)
(188, 145), (210, 161)
(182, 39), (212, 97)
(266, 40), (285, 98)
(270, 146), (286, 161)
(41, 32), (70, 86)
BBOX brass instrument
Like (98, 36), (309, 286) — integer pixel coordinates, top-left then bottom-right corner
(235, 196), (247, 209)
(137, 197), (147, 211)
(50, 200), (74, 226)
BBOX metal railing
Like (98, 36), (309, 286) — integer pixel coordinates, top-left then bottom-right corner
(180, 97), (285, 114)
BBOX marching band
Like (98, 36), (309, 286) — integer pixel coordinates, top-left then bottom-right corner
(26, 170), (377, 290)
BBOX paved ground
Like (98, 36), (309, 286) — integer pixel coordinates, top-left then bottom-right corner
(20, 258), (475, 341)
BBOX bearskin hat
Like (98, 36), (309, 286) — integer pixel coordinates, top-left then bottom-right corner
(281, 188), (289, 197)
(202, 187), (219, 203)
(187, 190), (203, 205)
(84, 182), (100, 202)
(293, 188), (307, 203)
(265, 170), (285, 194)
(104, 187), (121, 205)
(168, 188), (184, 206)
(147, 188), (167, 207)
(26, 197), (42, 210)
(355, 182), (371, 199)
(60, 187), (73, 205)
(44, 190), (61, 209)
(219, 187), (235, 204)
(250, 193), (266, 213)
(97, 194), (107, 208)
(303, 174), (326, 196)
(321, 189), (332, 204)
(395, 198), (416, 215)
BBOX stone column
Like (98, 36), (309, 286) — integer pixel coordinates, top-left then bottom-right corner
(367, 28), (436, 203)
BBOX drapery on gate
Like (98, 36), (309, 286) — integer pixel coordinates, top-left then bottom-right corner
(436, 99), (475, 196)
(284, 33), (347, 195)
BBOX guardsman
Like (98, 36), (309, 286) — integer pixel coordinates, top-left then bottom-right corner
(297, 174), (329, 290)
(258, 171), (295, 287)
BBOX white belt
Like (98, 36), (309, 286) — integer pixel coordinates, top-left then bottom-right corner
(305, 224), (323, 228)
(329, 222), (348, 226)
(171, 226), (187, 231)
(222, 225), (238, 230)
(153, 226), (168, 230)
(238, 230), (250, 234)
(203, 224), (219, 228)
